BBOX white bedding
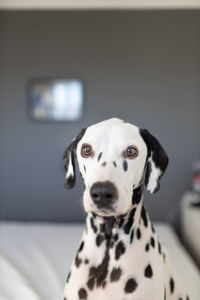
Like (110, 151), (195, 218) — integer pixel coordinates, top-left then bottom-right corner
(0, 222), (199, 300)
(181, 192), (200, 265)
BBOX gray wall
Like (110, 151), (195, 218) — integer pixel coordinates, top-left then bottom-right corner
(0, 11), (199, 223)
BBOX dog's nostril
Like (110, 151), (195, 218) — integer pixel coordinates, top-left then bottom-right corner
(92, 193), (99, 199)
(105, 193), (113, 199)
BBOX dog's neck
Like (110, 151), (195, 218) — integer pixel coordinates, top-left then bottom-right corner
(85, 186), (153, 242)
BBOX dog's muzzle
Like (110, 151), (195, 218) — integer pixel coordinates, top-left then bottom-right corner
(90, 181), (118, 210)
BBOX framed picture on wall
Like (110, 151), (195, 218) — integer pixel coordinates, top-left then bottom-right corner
(28, 78), (83, 121)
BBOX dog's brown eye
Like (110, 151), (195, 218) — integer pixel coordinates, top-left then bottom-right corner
(125, 146), (138, 159)
(81, 144), (93, 158)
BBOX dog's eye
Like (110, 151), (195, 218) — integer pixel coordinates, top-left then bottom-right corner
(81, 144), (93, 158)
(124, 146), (138, 159)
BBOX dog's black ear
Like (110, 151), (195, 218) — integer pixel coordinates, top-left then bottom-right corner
(63, 128), (86, 189)
(140, 129), (169, 194)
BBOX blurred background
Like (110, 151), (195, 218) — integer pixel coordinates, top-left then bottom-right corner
(0, 2), (200, 299)
(0, 9), (199, 224)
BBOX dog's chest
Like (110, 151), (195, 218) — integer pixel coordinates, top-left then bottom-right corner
(64, 224), (165, 300)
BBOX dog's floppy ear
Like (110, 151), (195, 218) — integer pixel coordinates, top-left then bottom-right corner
(63, 128), (86, 189)
(140, 129), (169, 194)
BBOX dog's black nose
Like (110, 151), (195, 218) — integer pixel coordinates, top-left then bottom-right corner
(90, 181), (118, 209)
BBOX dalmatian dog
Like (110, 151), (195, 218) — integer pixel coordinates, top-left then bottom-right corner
(63, 118), (189, 300)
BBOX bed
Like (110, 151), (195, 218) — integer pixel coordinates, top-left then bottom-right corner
(181, 192), (200, 266)
(0, 222), (199, 300)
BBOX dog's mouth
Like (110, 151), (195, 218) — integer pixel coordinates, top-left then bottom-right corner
(83, 190), (129, 217)
(92, 209), (115, 217)
(87, 206), (127, 217)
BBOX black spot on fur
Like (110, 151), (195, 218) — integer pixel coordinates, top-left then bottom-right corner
(151, 222), (155, 233)
(97, 152), (102, 162)
(150, 237), (155, 248)
(124, 207), (136, 234)
(87, 277), (95, 290)
(141, 206), (148, 227)
(144, 264), (153, 278)
(104, 217), (116, 237)
(85, 259), (89, 264)
(119, 218), (124, 228)
(75, 254), (82, 268)
(78, 241), (84, 252)
(130, 229), (134, 243)
(90, 217), (97, 233)
(96, 234), (104, 247)
(113, 161), (117, 167)
(123, 160), (128, 171)
(64, 297), (67, 300)
(132, 186), (142, 204)
(114, 233), (118, 241)
(170, 277), (175, 294)
(110, 267), (122, 282)
(145, 243), (150, 252)
(101, 162), (107, 166)
(110, 239), (114, 248)
(151, 223), (155, 233)
(83, 165), (86, 173)
(115, 241), (126, 260)
(178, 298), (183, 300)
(164, 287), (166, 300)
(136, 228), (141, 239)
(78, 288), (87, 299)
(158, 241), (162, 254)
(186, 296), (190, 300)
(88, 235), (111, 289)
(92, 212), (97, 218)
(89, 255), (109, 287)
(65, 174), (74, 189)
(66, 271), (71, 283)
(124, 278), (138, 293)
(144, 162), (153, 190)
(100, 223), (105, 233)
(163, 252), (166, 263)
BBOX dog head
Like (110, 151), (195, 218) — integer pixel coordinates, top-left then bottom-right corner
(63, 118), (168, 217)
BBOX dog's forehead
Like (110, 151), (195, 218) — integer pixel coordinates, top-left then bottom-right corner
(79, 118), (145, 150)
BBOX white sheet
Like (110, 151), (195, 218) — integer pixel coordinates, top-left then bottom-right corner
(0, 222), (199, 300)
